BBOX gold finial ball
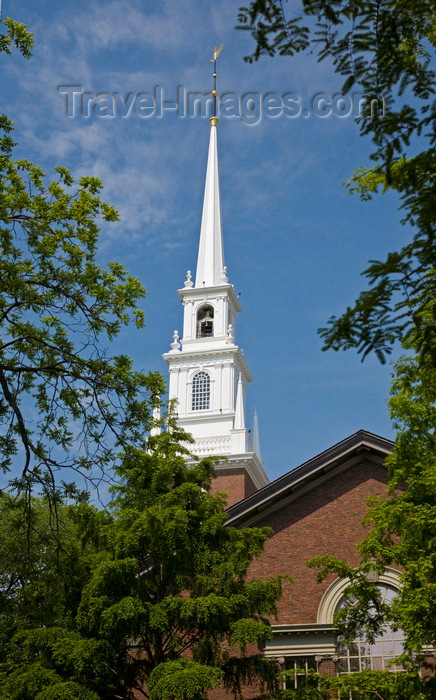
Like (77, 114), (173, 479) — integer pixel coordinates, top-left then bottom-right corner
(212, 90), (218, 97)
(213, 73), (217, 78)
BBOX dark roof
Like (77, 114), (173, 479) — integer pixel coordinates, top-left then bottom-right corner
(226, 430), (393, 527)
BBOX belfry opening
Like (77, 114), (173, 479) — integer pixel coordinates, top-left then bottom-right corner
(197, 305), (214, 338)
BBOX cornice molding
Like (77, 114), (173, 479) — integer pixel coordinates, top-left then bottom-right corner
(264, 624), (337, 658)
(178, 283), (242, 312)
(214, 452), (269, 490)
(188, 452), (269, 491)
(163, 346), (253, 383)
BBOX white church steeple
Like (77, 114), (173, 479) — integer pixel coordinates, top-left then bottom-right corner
(163, 51), (269, 505)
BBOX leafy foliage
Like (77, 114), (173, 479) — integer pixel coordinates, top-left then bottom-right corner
(323, 668), (434, 699)
(0, 14), (164, 498)
(0, 16), (33, 57)
(272, 666), (430, 699)
(306, 343), (436, 684)
(0, 425), (286, 699)
(237, 0), (436, 363)
(0, 494), (109, 699)
(0, 116), (164, 497)
(358, 347), (436, 654)
(149, 660), (222, 700)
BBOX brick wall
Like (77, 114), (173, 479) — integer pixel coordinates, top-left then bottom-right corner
(248, 459), (390, 624)
(212, 467), (258, 507)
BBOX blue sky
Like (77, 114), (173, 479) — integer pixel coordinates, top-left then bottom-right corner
(3, 1), (409, 483)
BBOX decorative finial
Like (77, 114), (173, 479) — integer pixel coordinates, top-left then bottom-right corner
(222, 266), (228, 283)
(184, 270), (193, 288)
(170, 330), (181, 352)
(209, 43), (224, 124)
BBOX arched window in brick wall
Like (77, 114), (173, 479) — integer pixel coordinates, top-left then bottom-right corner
(336, 583), (405, 674)
(317, 568), (405, 674)
(192, 371), (210, 411)
(264, 568), (405, 691)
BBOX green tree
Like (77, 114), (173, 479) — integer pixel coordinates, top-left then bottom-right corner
(0, 15), (164, 498)
(237, 3), (436, 688)
(0, 115), (164, 498)
(0, 492), (109, 699)
(307, 342), (436, 685)
(0, 425), (285, 699)
(237, 0), (436, 364)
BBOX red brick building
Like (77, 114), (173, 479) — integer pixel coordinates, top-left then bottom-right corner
(225, 429), (403, 684)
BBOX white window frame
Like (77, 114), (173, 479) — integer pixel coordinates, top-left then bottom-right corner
(282, 656), (318, 690)
(191, 370), (211, 411)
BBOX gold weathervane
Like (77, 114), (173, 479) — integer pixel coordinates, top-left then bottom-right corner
(210, 44), (224, 63)
(210, 44), (223, 124)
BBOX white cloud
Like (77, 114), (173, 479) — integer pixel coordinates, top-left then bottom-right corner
(49, 0), (205, 54)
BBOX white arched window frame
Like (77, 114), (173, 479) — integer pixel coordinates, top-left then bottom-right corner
(317, 567), (401, 625)
(191, 371), (211, 411)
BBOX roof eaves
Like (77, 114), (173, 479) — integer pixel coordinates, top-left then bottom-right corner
(226, 430), (393, 526)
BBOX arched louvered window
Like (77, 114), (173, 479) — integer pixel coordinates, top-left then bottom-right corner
(192, 371), (210, 411)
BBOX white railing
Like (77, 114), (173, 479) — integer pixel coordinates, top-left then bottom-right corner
(191, 436), (231, 456)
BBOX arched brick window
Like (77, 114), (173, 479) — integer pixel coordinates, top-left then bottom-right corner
(192, 371), (210, 410)
(336, 583), (405, 673)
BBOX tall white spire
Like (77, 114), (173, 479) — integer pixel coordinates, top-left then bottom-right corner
(195, 121), (225, 288)
(163, 47), (269, 505)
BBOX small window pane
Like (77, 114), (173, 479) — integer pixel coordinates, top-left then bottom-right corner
(371, 640), (382, 655)
(337, 658), (349, 673)
(359, 641), (371, 656)
(382, 639), (394, 656)
(349, 657), (360, 673)
(393, 640), (403, 655)
(372, 656), (383, 671)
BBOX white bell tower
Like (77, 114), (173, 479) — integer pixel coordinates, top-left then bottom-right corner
(163, 53), (268, 505)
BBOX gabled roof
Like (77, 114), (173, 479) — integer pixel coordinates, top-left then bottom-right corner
(226, 430), (393, 527)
